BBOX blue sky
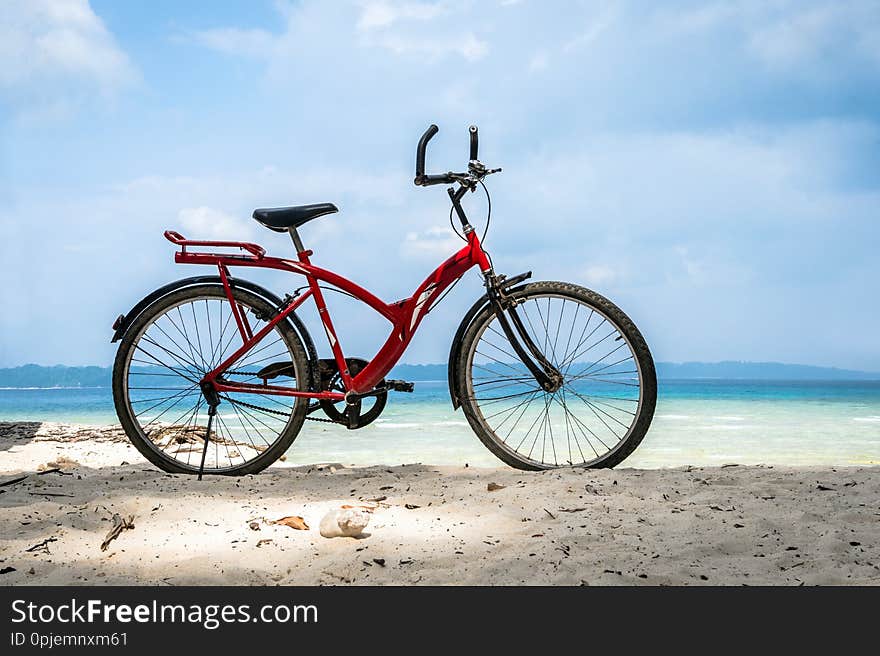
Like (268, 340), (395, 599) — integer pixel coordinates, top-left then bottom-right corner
(1, 0), (879, 370)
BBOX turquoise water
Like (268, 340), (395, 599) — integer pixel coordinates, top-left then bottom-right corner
(1, 381), (878, 468)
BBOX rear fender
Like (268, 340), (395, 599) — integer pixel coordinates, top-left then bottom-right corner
(110, 276), (318, 373)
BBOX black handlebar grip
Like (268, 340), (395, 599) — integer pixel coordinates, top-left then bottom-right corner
(420, 173), (455, 186)
(415, 124), (439, 182)
(469, 125), (478, 161)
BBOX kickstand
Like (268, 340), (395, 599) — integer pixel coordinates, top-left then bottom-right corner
(198, 404), (218, 481)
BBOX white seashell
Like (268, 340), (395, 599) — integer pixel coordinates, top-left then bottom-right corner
(319, 507), (371, 538)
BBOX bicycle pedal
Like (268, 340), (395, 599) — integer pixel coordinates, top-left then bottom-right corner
(385, 379), (415, 393)
(345, 399), (362, 429)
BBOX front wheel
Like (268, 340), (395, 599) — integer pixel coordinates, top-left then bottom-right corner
(455, 281), (656, 470)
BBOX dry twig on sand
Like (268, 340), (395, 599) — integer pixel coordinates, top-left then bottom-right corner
(101, 514), (135, 551)
(26, 537), (58, 554)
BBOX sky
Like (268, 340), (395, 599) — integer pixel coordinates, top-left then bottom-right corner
(1, 0), (879, 370)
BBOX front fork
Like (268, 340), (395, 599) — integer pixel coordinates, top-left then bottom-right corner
(484, 273), (563, 393)
(449, 179), (561, 392)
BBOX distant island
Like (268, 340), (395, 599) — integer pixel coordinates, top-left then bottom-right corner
(0, 361), (878, 388)
(394, 361), (880, 381)
(0, 365), (111, 388)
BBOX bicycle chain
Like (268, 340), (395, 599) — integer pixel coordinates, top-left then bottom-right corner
(221, 370), (345, 425)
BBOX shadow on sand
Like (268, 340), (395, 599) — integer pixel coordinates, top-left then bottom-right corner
(0, 422), (41, 453)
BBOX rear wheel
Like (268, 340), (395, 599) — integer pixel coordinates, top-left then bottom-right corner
(112, 284), (309, 475)
(455, 281), (656, 470)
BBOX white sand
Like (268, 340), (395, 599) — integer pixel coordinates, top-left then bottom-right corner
(1, 421), (878, 586)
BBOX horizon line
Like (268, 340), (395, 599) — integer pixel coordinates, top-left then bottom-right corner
(1, 360), (879, 375)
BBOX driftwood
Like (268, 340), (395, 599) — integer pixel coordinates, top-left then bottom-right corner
(150, 425), (267, 452)
(101, 514), (135, 551)
(26, 537), (58, 553)
(1, 468), (74, 492)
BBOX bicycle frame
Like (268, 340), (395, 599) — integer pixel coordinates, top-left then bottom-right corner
(163, 228), (493, 400)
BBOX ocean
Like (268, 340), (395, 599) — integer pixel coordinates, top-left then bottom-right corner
(1, 380), (878, 468)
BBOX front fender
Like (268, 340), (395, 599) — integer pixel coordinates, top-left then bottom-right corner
(110, 275), (318, 369)
(447, 293), (492, 410)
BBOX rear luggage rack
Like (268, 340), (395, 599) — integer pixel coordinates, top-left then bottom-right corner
(164, 230), (266, 263)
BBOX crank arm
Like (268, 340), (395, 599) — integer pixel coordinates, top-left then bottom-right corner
(345, 397), (362, 430)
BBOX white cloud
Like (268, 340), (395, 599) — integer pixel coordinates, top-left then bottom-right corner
(582, 265), (618, 288)
(178, 206), (257, 242)
(747, 6), (841, 69)
(528, 51), (549, 73)
(370, 32), (488, 60)
(356, 1), (445, 31)
(654, 1), (880, 72)
(563, 2), (617, 52)
(653, 2), (741, 35)
(355, 1), (487, 60)
(191, 27), (275, 59)
(400, 225), (465, 260)
(193, 0), (487, 63)
(0, 0), (136, 94)
(673, 246), (705, 282)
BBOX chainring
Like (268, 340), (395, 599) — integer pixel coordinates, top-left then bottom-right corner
(317, 357), (387, 427)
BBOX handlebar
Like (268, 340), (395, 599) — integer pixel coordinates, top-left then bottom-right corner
(414, 123), (498, 187)
(419, 173), (455, 186)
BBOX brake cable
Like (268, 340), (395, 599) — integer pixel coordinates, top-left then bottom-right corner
(431, 179), (494, 313)
(448, 178), (492, 242)
(478, 179), (492, 243)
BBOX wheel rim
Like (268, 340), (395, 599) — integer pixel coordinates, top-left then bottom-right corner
(121, 292), (301, 473)
(465, 292), (645, 468)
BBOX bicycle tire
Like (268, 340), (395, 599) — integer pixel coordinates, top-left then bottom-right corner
(454, 281), (656, 470)
(112, 284), (309, 475)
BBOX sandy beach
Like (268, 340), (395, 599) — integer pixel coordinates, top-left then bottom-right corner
(1, 421), (878, 586)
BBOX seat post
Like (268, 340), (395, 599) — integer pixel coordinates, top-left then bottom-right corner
(288, 227), (306, 254)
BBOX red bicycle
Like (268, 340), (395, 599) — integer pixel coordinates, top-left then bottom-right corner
(111, 125), (657, 477)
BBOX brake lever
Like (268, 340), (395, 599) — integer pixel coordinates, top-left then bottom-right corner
(468, 160), (488, 176)
(468, 160), (502, 178)
(448, 162), (502, 193)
